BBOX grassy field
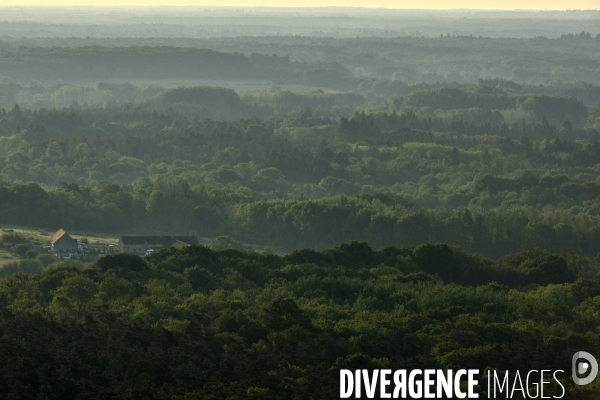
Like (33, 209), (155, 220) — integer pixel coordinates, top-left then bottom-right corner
(0, 225), (119, 247)
(0, 225), (120, 267)
(0, 225), (288, 268)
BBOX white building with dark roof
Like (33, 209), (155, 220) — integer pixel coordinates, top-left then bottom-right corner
(118, 236), (197, 254)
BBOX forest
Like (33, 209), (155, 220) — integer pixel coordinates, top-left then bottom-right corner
(0, 6), (598, 399)
(0, 244), (599, 398)
(0, 88), (599, 259)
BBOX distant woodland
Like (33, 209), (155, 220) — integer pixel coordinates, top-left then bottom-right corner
(0, 8), (599, 399)
(0, 84), (599, 259)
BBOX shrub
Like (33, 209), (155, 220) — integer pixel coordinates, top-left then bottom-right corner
(18, 259), (43, 274)
(37, 253), (58, 268)
(1, 232), (26, 245)
(11, 244), (32, 257)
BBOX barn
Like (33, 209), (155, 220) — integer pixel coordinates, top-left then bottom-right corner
(50, 229), (78, 253)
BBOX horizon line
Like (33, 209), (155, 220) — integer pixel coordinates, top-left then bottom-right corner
(0, 5), (598, 11)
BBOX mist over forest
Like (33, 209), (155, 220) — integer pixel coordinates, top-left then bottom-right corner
(0, 7), (599, 399)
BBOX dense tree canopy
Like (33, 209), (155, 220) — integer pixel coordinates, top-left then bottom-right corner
(0, 243), (598, 398)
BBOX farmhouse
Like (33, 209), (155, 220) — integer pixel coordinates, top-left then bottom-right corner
(118, 235), (197, 254)
(50, 229), (78, 253)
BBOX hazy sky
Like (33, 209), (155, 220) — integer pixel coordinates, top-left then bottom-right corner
(0, 1), (598, 9)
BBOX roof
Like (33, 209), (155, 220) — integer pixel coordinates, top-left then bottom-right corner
(120, 236), (197, 247)
(50, 228), (72, 244)
(171, 240), (190, 248)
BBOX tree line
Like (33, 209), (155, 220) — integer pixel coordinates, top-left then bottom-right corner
(0, 242), (597, 398)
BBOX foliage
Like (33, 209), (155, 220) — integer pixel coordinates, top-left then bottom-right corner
(0, 12), (599, 399)
(0, 243), (596, 398)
